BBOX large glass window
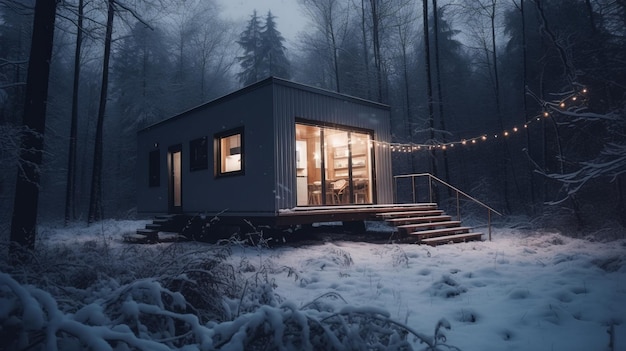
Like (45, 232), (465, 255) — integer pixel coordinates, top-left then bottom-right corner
(215, 128), (244, 176)
(296, 122), (373, 206)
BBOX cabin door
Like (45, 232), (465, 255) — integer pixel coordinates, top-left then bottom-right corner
(168, 144), (182, 213)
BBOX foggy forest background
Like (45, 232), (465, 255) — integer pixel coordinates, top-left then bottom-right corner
(1, 0), (625, 238)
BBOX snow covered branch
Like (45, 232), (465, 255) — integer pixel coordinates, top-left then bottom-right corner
(542, 142), (626, 204)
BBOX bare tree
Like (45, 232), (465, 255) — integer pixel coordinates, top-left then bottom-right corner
(64, 0), (84, 225)
(10, 0), (58, 255)
(422, 0), (437, 177)
(88, 0), (114, 224)
(431, 0), (450, 184)
(298, 0), (351, 93)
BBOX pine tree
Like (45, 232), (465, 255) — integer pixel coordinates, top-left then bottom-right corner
(236, 10), (263, 85)
(260, 11), (290, 80)
(237, 10), (290, 85)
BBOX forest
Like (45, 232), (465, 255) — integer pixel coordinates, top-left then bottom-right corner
(1, 0), (625, 242)
(1, 1), (626, 350)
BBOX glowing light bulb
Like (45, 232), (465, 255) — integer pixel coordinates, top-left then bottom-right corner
(560, 102), (566, 108)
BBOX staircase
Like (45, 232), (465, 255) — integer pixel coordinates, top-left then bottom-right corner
(376, 204), (483, 245)
(124, 215), (188, 243)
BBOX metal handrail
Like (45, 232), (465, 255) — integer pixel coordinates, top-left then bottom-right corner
(393, 173), (503, 240)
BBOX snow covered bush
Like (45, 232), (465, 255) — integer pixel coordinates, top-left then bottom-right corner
(0, 230), (463, 350)
(212, 291), (460, 351)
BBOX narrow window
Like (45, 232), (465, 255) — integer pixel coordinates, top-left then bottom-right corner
(215, 128), (244, 176)
(148, 149), (160, 187)
(189, 136), (208, 171)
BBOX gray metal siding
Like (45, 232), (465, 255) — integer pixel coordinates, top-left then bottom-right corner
(137, 77), (392, 215)
(137, 83), (277, 215)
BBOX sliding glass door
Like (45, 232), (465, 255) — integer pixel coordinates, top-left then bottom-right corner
(295, 122), (373, 206)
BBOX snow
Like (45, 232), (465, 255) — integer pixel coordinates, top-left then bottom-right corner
(2, 221), (625, 350)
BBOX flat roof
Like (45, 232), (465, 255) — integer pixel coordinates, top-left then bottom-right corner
(138, 76), (390, 133)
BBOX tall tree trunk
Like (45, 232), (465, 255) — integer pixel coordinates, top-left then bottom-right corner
(328, 18), (341, 93)
(65, 0), (84, 225)
(369, 0), (383, 103)
(361, 0), (371, 100)
(519, 0), (536, 212)
(10, 0), (58, 255)
(88, 0), (115, 224)
(431, 0), (450, 186)
(422, 0), (437, 178)
(398, 25), (414, 172)
(488, 0), (514, 213)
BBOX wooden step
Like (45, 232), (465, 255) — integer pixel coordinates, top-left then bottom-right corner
(386, 215), (452, 226)
(158, 232), (187, 242)
(123, 233), (153, 244)
(152, 218), (170, 224)
(409, 226), (471, 239)
(377, 209), (444, 219)
(420, 232), (483, 246)
(135, 229), (158, 243)
(396, 220), (461, 233)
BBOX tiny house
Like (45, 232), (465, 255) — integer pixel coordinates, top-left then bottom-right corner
(137, 77), (393, 224)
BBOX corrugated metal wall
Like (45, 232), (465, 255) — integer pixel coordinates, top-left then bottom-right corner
(272, 81), (393, 210)
(137, 77), (392, 215)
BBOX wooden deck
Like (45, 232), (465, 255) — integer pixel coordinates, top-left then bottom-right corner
(275, 203), (439, 226)
(128, 203), (483, 245)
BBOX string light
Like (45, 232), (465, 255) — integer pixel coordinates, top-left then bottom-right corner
(363, 86), (589, 153)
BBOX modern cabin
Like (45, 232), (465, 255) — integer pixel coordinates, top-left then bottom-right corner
(137, 77), (394, 224)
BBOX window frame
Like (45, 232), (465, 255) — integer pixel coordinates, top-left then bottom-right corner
(189, 136), (208, 171)
(214, 127), (245, 177)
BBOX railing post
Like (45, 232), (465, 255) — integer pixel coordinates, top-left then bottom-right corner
(456, 191), (460, 221)
(411, 176), (416, 203)
(488, 210), (492, 241)
(428, 176), (433, 203)
(393, 177), (397, 204)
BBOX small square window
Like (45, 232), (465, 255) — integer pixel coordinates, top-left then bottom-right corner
(189, 136), (208, 171)
(148, 149), (160, 187)
(215, 128), (244, 176)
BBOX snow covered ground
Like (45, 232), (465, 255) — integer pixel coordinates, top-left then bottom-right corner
(3, 220), (626, 350)
(262, 229), (626, 350)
